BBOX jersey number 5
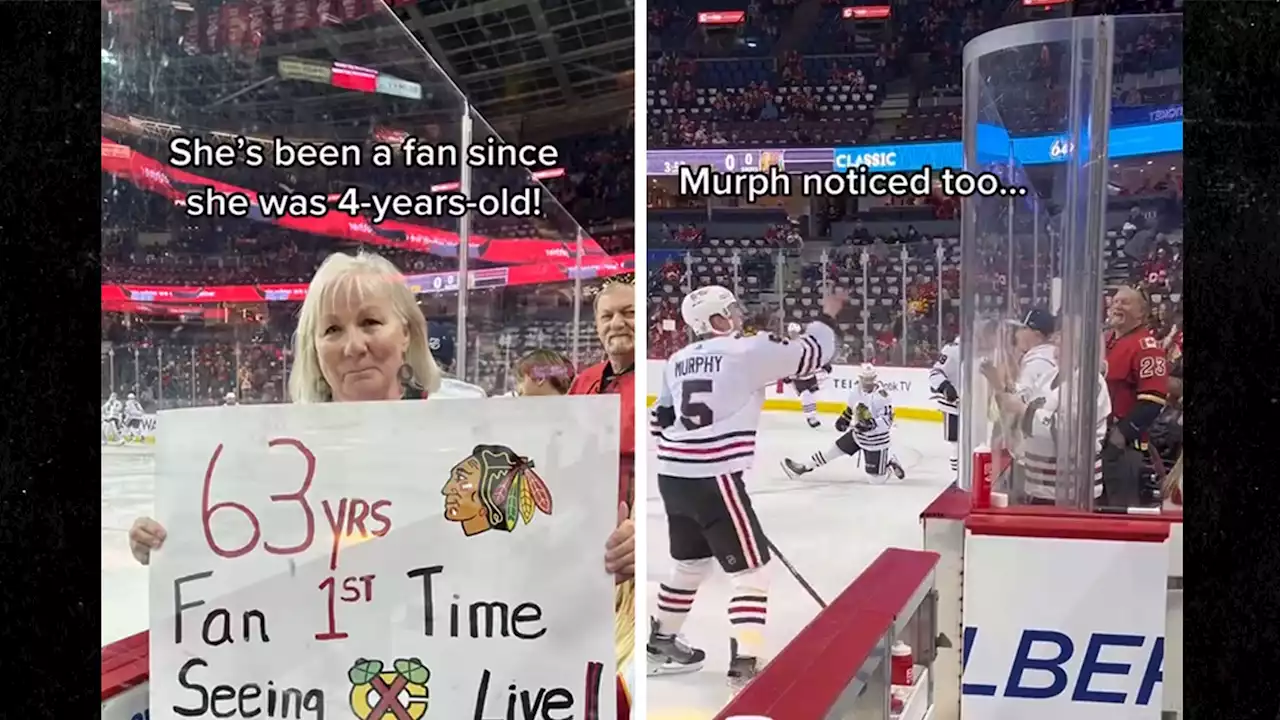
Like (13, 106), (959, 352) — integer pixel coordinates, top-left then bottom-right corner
(680, 379), (714, 430)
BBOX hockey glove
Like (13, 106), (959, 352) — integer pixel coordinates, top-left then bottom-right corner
(939, 380), (959, 403)
(835, 407), (852, 432)
(652, 405), (676, 430)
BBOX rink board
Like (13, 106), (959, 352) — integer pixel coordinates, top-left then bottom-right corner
(645, 362), (944, 422)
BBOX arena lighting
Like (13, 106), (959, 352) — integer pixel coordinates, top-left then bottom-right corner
(842, 5), (891, 19)
(98, 254), (636, 308)
(697, 10), (746, 24)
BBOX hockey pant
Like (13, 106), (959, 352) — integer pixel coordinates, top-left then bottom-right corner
(943, 413), (959, 476)
(656, 472), (772, 656)
(813, 432), (892, 479)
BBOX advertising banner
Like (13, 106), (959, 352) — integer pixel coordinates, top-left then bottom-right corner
(961, 532), (1169, 720)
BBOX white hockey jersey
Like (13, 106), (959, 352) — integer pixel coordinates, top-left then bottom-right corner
(651, 320), (837, 478)
(123, 399), (144, 420)
(928, 339), (960, 415)
(1015, 368), (1109, 501)
(102, 399), (122, 420)
(845, 382), (894, 451)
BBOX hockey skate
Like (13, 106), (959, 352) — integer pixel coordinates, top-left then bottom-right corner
(887, 457), (906, 480)
(726, 638), (760, 689)
(780, 457), (812, 479)
(806, 417), (821, 429)
(647, 617), (705, 676)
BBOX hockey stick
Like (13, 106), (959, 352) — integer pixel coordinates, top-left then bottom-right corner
(768, 540), (827, 609)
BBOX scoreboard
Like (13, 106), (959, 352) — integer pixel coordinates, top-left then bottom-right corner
(646, 147), (835, 176)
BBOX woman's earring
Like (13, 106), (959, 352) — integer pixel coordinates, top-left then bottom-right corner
(398, 362), (415, 385)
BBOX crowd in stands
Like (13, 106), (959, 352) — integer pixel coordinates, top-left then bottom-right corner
(649, 0), (1180, 148)
(101, 121), (633, 402)
(649, 189), (1183, 375)
(647, 0), (1183, 375)
(102, 309), (607, 406)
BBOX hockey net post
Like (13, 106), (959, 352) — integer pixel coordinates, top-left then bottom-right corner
(715, 547), (941, 720)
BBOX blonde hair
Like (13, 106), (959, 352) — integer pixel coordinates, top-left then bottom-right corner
(289, 251), (442, 403)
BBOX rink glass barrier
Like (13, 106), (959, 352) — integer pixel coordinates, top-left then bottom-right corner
(101, 0), (623, 712)
(956, 14), (1183, 512)
(100, 0), (625, 406)
(648, 241), (961, 402)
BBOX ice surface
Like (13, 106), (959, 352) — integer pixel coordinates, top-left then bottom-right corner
(102, 445), (155, 647)
(645, 412), (954, 720)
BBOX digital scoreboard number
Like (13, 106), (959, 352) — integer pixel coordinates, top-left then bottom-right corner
(650, 149), (786, 176)
(647, 147), (837, 176)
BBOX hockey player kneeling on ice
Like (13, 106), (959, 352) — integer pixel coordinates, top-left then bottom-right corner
(782, 322), (831, 429)
(782, 363), (905, 483)
(648, 284), (845, 688)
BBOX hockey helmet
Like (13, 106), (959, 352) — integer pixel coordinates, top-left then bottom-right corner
(857, 363), (878, 388)
(786, 322), (802, 336)
(681, 285), (740, 336)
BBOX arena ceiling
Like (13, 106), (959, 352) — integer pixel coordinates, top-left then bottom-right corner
(102, 0), (634, 143)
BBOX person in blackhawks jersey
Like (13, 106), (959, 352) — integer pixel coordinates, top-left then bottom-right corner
(782, 322), (832, 428)
(782, 362), (906, 483)
(1103, 286), (1170, 507)
(648, 284), (846, 689)
(928, 338), (961, 479)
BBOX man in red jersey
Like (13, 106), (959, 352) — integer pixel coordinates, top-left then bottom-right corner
(570, 279), (636, 505)
(569, 278), (636, 719)
(1103, 285), (1169, 507)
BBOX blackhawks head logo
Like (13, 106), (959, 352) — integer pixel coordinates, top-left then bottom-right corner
(442, 444), (553, 537)
(855, 403), (874, 423)
(348, 658), (429, 719)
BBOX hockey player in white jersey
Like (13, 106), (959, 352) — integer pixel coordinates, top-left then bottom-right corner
(122, 392), (145, 443)
(782, 322), (831, 428)
(648, 285), (845, 688)
(782, 363), (905, 483)
(101, 392), (124, 445)
(929, 338), (961, 478)
(224, 392), (239, 406)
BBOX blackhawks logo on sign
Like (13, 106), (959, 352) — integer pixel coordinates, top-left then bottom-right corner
(347, 658), (430, 719)
(442, 444), (553, 537)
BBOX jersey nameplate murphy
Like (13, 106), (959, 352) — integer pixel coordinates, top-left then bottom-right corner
(651, 319), (839, 478)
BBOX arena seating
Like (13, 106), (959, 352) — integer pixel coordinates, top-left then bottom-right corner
(101, 125), (632, 401)
(649, 202), (1183, 365)
(646, 0), (1183, 367)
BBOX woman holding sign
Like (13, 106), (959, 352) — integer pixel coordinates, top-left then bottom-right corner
(129, 251), (637, 718)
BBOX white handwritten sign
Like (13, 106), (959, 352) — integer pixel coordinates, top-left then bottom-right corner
(148, 396), (619, 720)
